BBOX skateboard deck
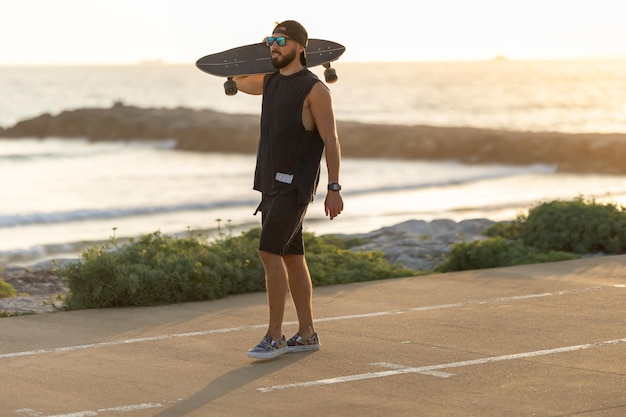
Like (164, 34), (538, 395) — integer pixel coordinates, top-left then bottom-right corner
(196, 39), (345, 95)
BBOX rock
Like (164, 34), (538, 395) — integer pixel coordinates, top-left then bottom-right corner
(349, 218), (496, 271)
(4, 104), (626, 174)
(2, 103), (261, 154)
(0, 262), (69, 314)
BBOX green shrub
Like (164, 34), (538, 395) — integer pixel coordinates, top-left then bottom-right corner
(305, 234), (418, 285)
(438, 198), (626, 272)
(484, 215), (526, 240)
(58, 227), (419, 311)
(60, 229), (265, 310)
(0, 271), (18, 317)
(521, 199), (626, 254)
(437, 237), (578, 273)
(0, 277), (16, 299)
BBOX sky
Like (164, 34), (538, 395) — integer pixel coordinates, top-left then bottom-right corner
(3, 0), (626, 65)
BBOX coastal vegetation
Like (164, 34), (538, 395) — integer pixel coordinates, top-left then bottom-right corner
(2, 198), (625, 313)
(0, 274), (16, 299)
(0, 271), (18, 316)
(57, 222), (419, 310)
(437, 198), (626, 272)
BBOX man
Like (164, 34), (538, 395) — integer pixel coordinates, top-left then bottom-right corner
(234, 20), (343, 359)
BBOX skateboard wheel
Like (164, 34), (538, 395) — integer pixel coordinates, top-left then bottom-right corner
(324, 67), (338, 83)
(224, 79), (238, 95)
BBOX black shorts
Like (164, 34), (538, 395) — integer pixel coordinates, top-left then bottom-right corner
(256, 192), (309, 256)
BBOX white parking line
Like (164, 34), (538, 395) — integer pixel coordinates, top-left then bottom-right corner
(373, 362), (455, 378)
(16, 400), (183, 417)
(0, 287), (601, 360)
(258, 337), (626, 393)
(315, 287), (602, 322)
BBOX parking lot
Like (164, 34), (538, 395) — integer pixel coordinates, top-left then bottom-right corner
(2, 255), (625, 417)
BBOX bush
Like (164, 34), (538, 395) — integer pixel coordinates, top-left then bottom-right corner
(305, 234), (418, 285)
(521, 198), (626, 254)
(0, 277), (16, 299)
(60, 229), (265, 310)
(484, 215), (526, 240)
(437, 237), (578, 272)
(439, 198), (626, 272)
(58, 227), (419, 311)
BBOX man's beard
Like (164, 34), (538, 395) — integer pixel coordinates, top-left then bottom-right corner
(271, 48), (297, 69)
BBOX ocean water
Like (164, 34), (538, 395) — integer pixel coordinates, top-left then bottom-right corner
(2, 61), (626, 265)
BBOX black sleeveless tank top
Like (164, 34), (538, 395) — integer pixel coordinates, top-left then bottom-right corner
(253, 69), (325, 204)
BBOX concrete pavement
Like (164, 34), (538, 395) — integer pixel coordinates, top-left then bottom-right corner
(1, 255), (625, 417)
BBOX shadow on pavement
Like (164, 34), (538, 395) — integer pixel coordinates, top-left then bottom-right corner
(153, 353), (310, 416)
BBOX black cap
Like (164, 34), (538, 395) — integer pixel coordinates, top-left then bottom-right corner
(273, 20), (308, 47)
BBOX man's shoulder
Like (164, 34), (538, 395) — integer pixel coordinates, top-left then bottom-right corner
(303, 68), (320, 81)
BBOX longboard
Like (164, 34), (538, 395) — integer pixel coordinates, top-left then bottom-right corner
(196, 39), (345, 95)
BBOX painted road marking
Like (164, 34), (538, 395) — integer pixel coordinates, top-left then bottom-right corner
(15, 400), (184, 417)
(315, 287), (602, 323)
(0, 287), (602, 360)
(373, 361), (455, 378)
(258, 337), (626, 392)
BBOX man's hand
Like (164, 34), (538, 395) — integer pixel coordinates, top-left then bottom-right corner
(324, 191), (344, 220)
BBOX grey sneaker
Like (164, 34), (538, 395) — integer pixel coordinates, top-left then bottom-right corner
(286, 332), (320, 353)
(247, 335), (287, 359)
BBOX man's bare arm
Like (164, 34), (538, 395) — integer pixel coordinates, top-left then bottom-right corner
(233, 74), (266, 95)
(308, 82), (344, 219)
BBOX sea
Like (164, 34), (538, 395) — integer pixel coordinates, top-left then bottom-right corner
(2, 60), (626, 265)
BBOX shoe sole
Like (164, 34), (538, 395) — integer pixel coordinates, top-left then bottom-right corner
(247, 347), (287, 359)
(287, 344), (320, 353)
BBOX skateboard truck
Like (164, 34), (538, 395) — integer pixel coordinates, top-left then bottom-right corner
(224, 77), (238, 96)
(323, 63), (338, 83)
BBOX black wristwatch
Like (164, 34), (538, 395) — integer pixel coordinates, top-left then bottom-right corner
(327, 183), (342, 192)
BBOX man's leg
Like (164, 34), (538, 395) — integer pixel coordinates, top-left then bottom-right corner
(284, 254), (315, 337)
(248, 192), (308, 358)
(258, 250), (288, 342)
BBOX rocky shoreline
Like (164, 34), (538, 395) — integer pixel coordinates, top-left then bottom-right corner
(0, 218), (495, 315)
(2, 103), (626, 174)
(0, 262), (69, 314)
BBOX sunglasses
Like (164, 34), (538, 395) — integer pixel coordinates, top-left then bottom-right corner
(265, 36), (291, 47)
